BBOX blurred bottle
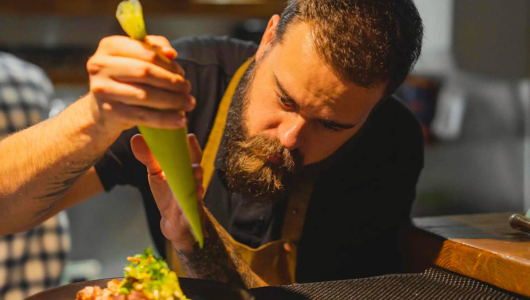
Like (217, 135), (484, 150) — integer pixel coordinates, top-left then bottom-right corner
(431, 82), (467, 141)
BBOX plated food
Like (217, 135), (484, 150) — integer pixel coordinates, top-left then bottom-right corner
(76, 247), (189, 300)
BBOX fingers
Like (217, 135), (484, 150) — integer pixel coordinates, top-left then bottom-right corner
(131, 134), (174, 213)
(188, 133), (204, 198)
(88, 56), (191, 94)
(192, 162), (206, 237)
(188, 134), (203, 164)
(145, 35), (173, 49)
(98, 35), (183, 76)
(130, 134), (162, 175)
(131, 133), (204, 189)
(145, 35), (179, 62)
(89, 35), (194, 132)
(193, 164), (204, 183)
(193, 164), (204, 200)
(131, 134), (204, 193)
(131, 133), (180, 216)
(132, 133), (206, 247)
(91, 78), (195, 111)
(101, 101), (186, 129)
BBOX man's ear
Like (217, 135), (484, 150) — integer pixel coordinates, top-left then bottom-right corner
(255, 14), (281, 60)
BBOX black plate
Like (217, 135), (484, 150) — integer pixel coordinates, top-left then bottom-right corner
(26, 278), (255, 300)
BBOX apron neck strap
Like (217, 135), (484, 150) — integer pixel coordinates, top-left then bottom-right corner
(201, 57), (253, 191)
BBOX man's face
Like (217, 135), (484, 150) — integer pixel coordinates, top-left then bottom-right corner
(247, 22), (385, 165)
(224, 20), (385, 199)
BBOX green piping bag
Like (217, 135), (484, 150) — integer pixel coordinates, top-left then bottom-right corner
(116, 0), (204, 248)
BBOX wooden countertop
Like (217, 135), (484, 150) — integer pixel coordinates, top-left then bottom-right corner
(405, 213), (530, 297)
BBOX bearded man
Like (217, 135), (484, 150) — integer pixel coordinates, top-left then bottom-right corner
(0, 0), (424, 288)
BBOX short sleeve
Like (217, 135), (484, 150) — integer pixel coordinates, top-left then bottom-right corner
(94, 127), (145, 191)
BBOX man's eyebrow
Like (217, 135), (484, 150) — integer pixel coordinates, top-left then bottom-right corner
(274, 74), (356, 130)
(274, 74), (298, 108)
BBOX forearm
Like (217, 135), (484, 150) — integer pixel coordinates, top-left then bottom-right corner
(175, 209), (267, 289)
(0, 94), (117, 233)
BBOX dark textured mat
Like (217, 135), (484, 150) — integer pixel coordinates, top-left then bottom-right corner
(252, 268), (529, 300)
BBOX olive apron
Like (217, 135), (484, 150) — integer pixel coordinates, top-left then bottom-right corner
(165, 58), (317, 285)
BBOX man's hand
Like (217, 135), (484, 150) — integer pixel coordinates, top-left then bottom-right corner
(130, 132), (266, 288)
(131, 133), (205, 251)
(87, 35), (195, 137)
(0, 35), (197, 235)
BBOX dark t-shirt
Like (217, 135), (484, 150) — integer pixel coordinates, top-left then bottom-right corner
(95, 35), (424, 283)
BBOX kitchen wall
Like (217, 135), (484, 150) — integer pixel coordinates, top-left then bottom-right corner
(0, 15), (243, 47)
(410, 0), (526, 217)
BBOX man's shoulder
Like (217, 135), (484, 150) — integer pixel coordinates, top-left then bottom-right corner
(365, 95), (425, 165)
(363, 95), (420, 137)
(171, 35), (258, 76)
(339, 95), (424, 168)
(375, 95), (423, 136)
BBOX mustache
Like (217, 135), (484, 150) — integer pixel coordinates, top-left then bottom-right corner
(225, 134), (303, 198)
(236, 135), (298, 173)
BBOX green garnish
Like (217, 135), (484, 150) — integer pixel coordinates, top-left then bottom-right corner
(118, 247), (189, 300)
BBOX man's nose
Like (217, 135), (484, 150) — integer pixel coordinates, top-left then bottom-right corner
(278, 115), (306, 150)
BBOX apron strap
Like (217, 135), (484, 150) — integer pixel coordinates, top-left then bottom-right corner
(279, 165), (320, 282)
(281, 166), (319, 243)
(201, 58), (253, 191)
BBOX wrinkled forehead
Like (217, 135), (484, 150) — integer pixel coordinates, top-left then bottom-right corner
(263, 22), (385, 120)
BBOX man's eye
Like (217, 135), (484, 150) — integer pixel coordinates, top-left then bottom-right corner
(278, 95), (295, 110)
(322, 121), (343, 132)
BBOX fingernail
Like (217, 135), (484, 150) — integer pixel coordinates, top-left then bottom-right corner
(177, 116), (187, 126)
(189, 96), (196, 108)
(164, 47), (177, 58)
(101, 102), (113, 111)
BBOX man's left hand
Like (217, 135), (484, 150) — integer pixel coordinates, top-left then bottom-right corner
(130, 133), (205, 251)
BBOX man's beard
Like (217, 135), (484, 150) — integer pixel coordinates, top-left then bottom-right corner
(222, 60), (304, 201)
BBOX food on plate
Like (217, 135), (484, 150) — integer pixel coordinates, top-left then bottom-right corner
(76, 247), (189, 300)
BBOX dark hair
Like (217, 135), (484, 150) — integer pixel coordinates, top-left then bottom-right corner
(274, 0), (423, 96)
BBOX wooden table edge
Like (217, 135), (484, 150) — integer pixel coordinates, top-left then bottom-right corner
(435, 238), (530, 297)
(405, 214), (530, 298)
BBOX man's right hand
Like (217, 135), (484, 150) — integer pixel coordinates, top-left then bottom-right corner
(0, 35), (196, 235)
(86, 35), (195, 136)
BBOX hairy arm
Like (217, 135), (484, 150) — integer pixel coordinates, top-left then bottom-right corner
(175, 209), (267, 289)
(0, 35), (191, 234)
(0, 95), (116, 234)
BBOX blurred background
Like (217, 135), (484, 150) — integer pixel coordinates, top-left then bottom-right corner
(0, 0), (528, 283)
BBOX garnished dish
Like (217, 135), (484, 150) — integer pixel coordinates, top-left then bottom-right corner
(76, 247), (189, 300)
